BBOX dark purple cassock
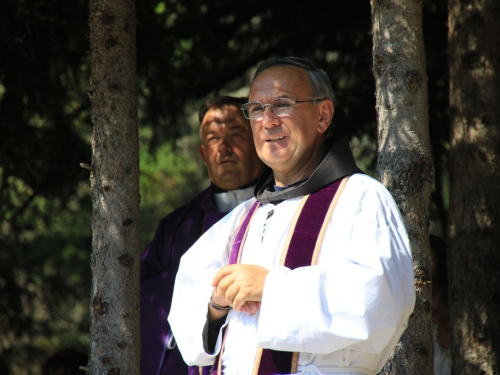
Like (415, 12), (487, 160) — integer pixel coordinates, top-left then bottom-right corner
(141, 184), (227, 375)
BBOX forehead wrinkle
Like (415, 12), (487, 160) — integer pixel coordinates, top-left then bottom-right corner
(203, 109), (226, 124)
(250, 79), (287, 101)
(200, 105), (245, 135)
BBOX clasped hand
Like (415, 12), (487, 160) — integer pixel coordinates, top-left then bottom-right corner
(211, 264), (269, 314)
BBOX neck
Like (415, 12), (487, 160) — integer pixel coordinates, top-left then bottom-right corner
(212, 178), (259, 193)
(273, 143), (327, 187)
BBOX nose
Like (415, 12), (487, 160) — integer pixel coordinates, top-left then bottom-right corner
(261, 105), (280, 128)
(219, 136), (232, 153)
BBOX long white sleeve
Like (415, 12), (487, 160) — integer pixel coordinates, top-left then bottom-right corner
(168, 201), (253, 366)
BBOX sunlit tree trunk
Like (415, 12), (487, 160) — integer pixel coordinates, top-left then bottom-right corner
(448, 1), (500, 374)
(371, 0), (433, 373)
(88, 0), (140, 373)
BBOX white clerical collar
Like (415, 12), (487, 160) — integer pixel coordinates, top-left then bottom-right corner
(214, 185), (254, 212)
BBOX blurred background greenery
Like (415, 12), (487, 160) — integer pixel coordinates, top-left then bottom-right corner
(0, 0), (448, 372)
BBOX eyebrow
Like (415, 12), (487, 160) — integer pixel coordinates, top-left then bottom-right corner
(202, 129), (218, 137)
(227, 124), (246, 130)
(202, 119), (246, 132)
(249, 95), (293, 102)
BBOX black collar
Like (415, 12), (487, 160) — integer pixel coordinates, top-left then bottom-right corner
(211, 178), (260, 194)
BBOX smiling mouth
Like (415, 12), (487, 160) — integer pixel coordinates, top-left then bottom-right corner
(266, 136), (286, 142)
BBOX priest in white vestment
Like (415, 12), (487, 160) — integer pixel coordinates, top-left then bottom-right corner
(169, 57), (416, 375)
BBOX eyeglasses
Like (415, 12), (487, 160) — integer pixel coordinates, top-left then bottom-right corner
(241, 97), (327, 120)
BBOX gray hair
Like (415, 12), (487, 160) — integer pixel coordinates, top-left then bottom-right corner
(252, 57), (336, 105)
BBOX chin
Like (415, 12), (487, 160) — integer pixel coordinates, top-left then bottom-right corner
(260, 153), (288, 167)
(216, 173), (241, 187)
(217, 167), (239, 179)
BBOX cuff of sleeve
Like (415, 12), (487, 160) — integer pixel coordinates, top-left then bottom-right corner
(202, 314), (228, 355)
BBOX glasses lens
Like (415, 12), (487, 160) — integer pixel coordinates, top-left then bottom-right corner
(272, 98), (294, 117)
(241, 105), (250, 119)
(244, 102), (264, 119)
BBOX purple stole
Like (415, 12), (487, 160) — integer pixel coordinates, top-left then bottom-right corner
(211, 177), (349, 375)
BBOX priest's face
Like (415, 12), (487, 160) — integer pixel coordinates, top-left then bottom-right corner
(248, 66), (333, 186)
(199, 105), (265, 190)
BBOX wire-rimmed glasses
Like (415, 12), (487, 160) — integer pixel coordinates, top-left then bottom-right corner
(241, 97), (327, 120)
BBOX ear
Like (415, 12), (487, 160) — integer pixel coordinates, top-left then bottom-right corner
(199, 145), (207, 163)
(317, 100), (334, 134)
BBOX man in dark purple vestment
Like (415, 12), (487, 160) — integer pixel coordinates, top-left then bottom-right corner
(140, 96), (266, 375)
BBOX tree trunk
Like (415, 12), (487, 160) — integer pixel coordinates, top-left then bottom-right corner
(371, 1), (434, 374)
(88, 0), (140, 373)
(448, 1), (500, 374)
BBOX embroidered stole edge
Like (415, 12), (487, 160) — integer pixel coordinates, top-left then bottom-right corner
(311, 176), (349, 266)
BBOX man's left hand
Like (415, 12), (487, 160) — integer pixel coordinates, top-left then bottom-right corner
(212, 264), (269, 313)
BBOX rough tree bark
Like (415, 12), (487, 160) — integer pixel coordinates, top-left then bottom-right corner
(448, 1), (500, 374)
(87, 0), (140, 373)
(371, 1), (434, 374)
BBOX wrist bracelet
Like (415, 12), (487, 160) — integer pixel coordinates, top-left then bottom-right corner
(209, 296), (231, 311)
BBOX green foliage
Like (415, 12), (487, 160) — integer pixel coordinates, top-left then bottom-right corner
(0, 171), (92, 374)
(138, 127), (207, 249)
(0, 2), (93, 372)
